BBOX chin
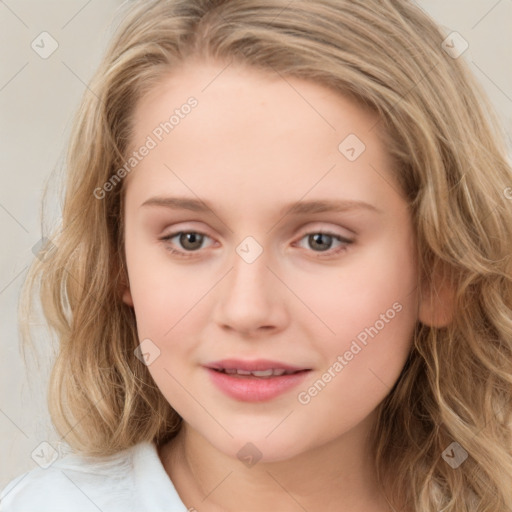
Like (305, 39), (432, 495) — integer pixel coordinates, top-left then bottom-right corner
(209, 430), (309, 465)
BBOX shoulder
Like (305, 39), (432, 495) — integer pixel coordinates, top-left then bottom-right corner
(0, 441), (186, 512)
(0, 443), (143, 512)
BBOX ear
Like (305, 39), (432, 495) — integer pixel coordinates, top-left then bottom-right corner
(418, 263), (456, 328)
(119, 262), (134, 307)
(122, 285), (134, 307)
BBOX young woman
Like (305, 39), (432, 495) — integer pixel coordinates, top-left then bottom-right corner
(2, 1), (512, 511)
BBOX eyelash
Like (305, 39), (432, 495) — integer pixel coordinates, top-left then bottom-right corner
(159, 229), (354, 259)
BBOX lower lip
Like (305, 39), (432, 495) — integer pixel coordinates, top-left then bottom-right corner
(205, 368), (311, 402)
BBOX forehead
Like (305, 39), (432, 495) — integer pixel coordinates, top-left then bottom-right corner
(129, 59), (380, 149)
(123, 60), (401, 215)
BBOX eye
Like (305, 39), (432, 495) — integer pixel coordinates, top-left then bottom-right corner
(160, 231), (214, 258)
(159, 229), (354, 259)
(294, 230), (354, 257)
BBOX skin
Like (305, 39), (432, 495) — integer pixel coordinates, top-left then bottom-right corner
(121, 59), (441, 512)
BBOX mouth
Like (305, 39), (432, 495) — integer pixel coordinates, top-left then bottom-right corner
(209, 367), (309, 378)
(205, 358), (312, 377)
(204, 359), (312, 402)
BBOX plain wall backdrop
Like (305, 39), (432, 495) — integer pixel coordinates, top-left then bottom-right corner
(1, 0), (511, 489)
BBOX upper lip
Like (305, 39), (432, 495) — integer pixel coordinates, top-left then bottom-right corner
(205, 359), (310, 372)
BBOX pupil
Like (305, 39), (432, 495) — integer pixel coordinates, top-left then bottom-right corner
(180, 232), (203, 250)
(310, 233), (331, 251)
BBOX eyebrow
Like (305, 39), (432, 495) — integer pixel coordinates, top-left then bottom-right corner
(140, 196), (382, 215)
(141, 196), (383, 215)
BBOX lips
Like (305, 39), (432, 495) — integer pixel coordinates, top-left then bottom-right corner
(205, 361), (312, 402)
(204, 359), (312, 401)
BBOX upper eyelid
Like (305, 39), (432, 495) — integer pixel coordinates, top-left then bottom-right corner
(160, 220), (356, 238)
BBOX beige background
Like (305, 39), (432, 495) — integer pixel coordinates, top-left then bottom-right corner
(1, 0), (511, 489)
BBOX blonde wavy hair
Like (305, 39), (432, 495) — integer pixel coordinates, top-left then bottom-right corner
(20, 0), (512, 510)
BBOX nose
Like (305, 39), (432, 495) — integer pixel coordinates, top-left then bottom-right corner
(211, 245), (288, 336)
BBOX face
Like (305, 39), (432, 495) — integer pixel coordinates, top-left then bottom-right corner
(121, 59), (420, 462)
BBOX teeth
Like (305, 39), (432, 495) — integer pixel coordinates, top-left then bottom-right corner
(249, 369), (275, 377)
(220, 368), (295, 377)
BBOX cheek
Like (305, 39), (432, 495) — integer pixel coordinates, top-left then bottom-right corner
(124, 230), (204, 337)
(297, 228), (417, 340)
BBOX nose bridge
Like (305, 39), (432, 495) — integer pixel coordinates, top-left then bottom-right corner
(229, 235), (274, 306)
(213, 235), (286, 333)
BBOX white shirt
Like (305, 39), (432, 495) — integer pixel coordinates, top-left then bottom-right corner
(0, 441), (189, 512)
